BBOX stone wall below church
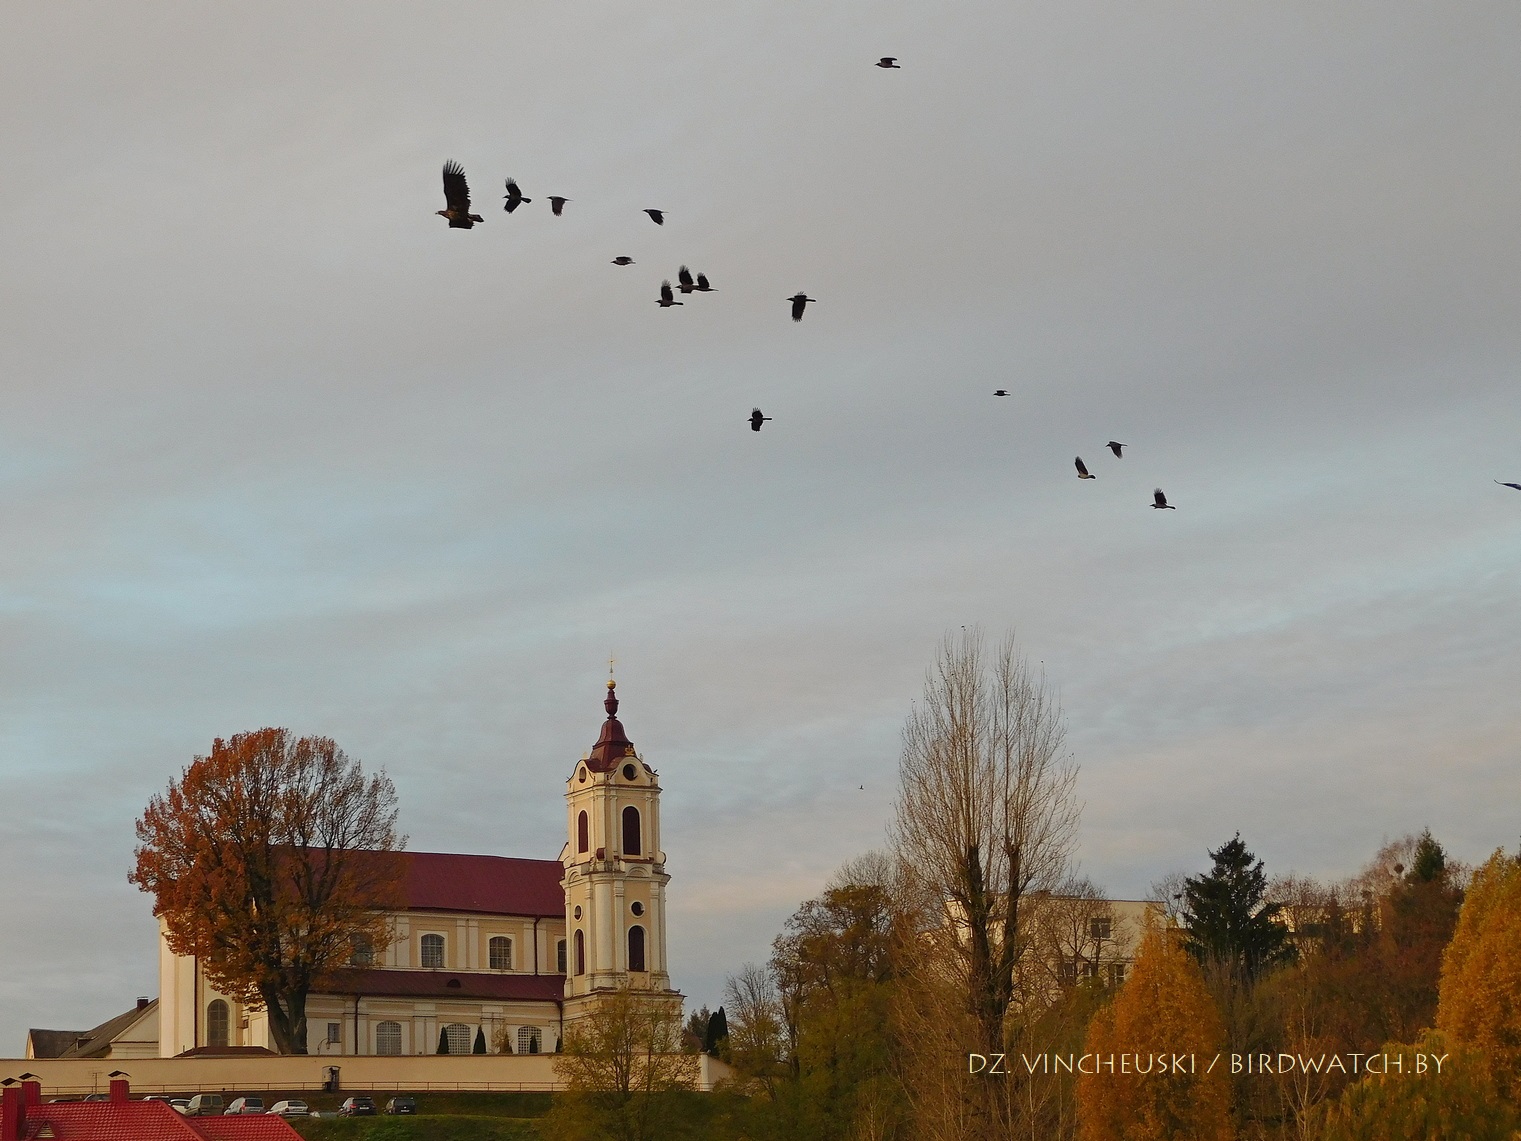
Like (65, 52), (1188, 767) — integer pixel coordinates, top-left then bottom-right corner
(0, 1053), (733, 1094)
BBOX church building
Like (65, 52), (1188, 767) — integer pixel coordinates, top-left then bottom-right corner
(155, 679), (681, 1057)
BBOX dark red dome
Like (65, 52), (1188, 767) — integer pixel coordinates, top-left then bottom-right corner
(586, 680), (635, 772)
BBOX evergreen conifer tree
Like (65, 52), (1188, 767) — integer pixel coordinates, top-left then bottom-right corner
(703, 1005), (729, 1055)
(1181, 833), (1293, 983)
(1408, 828), (1445, 883)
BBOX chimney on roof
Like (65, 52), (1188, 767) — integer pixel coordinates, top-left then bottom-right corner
(20, 1081), (39, 1109)
(109, 1078), (129, 1104)
(2, 1083), (24, 1141)
(136, 997), (150, 1010)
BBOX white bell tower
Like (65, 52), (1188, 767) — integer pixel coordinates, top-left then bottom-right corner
(561, 675), (678, 1023)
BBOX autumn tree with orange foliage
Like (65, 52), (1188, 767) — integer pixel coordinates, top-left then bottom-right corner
(1078, 926), (1233, 1141)
(1436, 847), (1521, 1103)
(130, 728), (406, 1054)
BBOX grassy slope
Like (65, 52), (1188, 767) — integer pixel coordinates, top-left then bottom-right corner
(293, 1117), (541, 1140)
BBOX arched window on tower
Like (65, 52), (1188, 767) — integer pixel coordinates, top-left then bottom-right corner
(574, 929), (585, 976)
(628, 925), (646, 972)
(206, 1000), (229, 1048)
(577, 811), (589, 854)
(622, 806), (641, 856)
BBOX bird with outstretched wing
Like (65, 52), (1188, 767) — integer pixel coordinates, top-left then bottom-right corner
(437, 162), (483, 228)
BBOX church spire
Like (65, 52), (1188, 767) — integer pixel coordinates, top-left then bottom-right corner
(587, 677), (635, 772)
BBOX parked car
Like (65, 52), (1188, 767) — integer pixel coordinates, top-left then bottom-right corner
(384, 1097), (417, 1115)
(169, 1100), (192, 1115)
(186, 1094), (225, 1116)
(337, 1096), (376, 1117)
(226, 1097), (265, 1115)
(82, 1094), (110, 1103)
(267, 1101), (310, 1118)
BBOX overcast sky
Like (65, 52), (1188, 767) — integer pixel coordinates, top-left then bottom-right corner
(2, 2), (1519, 1052)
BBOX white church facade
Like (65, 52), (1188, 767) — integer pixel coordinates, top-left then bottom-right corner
(156, 679), (681, 1057)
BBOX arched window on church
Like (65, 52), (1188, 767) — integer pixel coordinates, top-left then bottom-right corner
(206, 1000), (229, 1048)
(622, 806), (641, 856)
(628, 925), (646, 972)
(517, 1026), (542, 1055)
(443, 1023), (472, 1055)
(577, 811), (589, 854)
(574, 929), (585, 976)
(421, 933), (445, 968)
(489, 936), (512, 970)
(376, 1021), (402, 1056)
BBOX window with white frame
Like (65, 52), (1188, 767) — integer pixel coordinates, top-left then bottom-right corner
(1090, 917), (1112, 941)
(420, 932), (445, 968)
(517, 1026), (542, 1055)
(557, 939), (567, 975)
(376, 1021), (402, 1056)
(443, 1023), (473, 1055)
(489, 936), (513, 971)
(326, 1022), (341, 1045)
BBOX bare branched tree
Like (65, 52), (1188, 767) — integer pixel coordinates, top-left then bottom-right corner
(546, 990), (696, 1141)
(892, 628), (1079, 1138)
(721, 962), (789, 1098)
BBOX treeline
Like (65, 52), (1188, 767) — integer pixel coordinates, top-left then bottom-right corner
(695, 825), (1520, 1141)
(543, 629), (1520, 1140)
(683, 631), (1521, 1141)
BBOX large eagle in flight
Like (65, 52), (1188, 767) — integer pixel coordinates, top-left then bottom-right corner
(437, 161), (484, 228)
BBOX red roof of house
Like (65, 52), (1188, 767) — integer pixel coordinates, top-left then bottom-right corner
(397, 852), (564, 918)
(314, 967), (566, 1003)
(191, 1118), (304, 1141)
(19, 1101), (300, 1140)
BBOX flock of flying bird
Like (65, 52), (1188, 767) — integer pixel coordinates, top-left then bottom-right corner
(433, 63), (1521, 507)
(435, 155), (821, 443)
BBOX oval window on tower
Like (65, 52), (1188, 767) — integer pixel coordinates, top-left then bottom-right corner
(622, 763), (637, 781)
(578, 766), (587, 783)
(630, 901), (644, 917)
(573, 905), (582, 920)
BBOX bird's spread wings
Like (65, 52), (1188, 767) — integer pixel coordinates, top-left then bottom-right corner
(442, 162), (471, 211)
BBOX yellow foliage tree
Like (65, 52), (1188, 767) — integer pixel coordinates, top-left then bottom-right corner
(1318, 1031), (1516, 1141)
(1436, 848), (1521, 1102)
(1078, 926), (1233, 1141)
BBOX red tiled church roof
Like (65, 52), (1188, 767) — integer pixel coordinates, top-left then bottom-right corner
(396, 851), (564, 917)
(315, 967), (566, 1003)
(17, 1101), (300, 1141)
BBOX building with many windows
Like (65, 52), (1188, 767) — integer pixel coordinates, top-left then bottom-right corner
(154, 679), (681, 1056)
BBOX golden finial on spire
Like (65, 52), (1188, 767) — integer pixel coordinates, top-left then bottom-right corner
(607, 653), (616, 689)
